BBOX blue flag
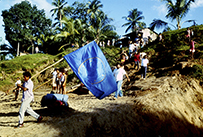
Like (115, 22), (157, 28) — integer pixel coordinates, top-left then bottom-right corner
(64, 41), (117, 99)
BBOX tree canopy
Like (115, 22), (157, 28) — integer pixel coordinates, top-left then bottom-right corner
(1, 1), (52, 55)
(1, 0), (118, 57)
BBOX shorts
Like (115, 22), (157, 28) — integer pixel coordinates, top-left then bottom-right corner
(52, 78), (57, 87)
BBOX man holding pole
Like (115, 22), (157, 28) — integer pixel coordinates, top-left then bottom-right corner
(15, 71), (42, 128)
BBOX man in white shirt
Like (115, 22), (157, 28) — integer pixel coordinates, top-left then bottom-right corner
(15, 71), (42, 128)
(128, 41), (135, 58)
(113, 64), (130, 99)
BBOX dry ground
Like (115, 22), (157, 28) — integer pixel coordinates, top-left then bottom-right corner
(1, 75), (203, 137)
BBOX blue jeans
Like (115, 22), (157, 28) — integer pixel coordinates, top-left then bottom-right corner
(19, 97), (39, 124)
(115, 80), (123, 98)
(141, 66), (147, 78)
(134, 61), (139, 70)
(129, 50), (132, 58)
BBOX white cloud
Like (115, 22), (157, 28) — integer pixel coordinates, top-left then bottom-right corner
(152, 4), (167, 17)
(191, 0), (203, 8)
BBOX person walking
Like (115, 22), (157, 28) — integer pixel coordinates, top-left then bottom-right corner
(129, 41), (135, 58)
(134, 52), (140, 70)
(186, 28), (191, 41)
(15, 71), (42, 128)
(113, 64), (130, 100)
(141, 55), (149, 80)
(189, 39), (199, 59)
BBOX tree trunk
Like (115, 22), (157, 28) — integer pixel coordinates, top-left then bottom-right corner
(31, 42), (34, 54)
(60, 13), (62, 29)
(17, 42), (20, 56)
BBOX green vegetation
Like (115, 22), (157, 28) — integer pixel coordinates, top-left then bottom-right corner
(1, 0), (203, 92)
(2, 23), (203, 91)
(140, 24), (203, 85)
(0, 47), (77, 91)
(101, 46), (123, 66)
(1, 0), (118, 57)
(0, 46), (122, 92)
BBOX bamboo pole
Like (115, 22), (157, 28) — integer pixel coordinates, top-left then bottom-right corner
(66, 84), (81, 93)
(31, 58), (64, 79)
(6, 58), (65, 95)
(33, 78), (53, 92)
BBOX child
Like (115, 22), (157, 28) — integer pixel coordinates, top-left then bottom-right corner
(60, 69), (67, 94)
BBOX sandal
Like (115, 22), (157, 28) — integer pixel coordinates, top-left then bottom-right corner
(37, 116), (43, 123)
(14, 123), (24, 128)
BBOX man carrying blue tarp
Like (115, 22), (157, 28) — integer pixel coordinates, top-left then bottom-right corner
(64, 41), (117, 99)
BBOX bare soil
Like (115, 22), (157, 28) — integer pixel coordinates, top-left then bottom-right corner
(1, 74), (203, 137)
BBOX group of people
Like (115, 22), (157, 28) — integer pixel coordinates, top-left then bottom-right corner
(52, 68), (68, 95)
(122, 39), (149, 78)
(186, 28), (194, 41)
(186, 28), (200, 59)
(112, 39), (149, 99)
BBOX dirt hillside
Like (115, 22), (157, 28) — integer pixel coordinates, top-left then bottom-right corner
(1, 74), (203, 137)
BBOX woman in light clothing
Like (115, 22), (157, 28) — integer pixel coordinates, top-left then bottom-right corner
(141, 55), (149, 80)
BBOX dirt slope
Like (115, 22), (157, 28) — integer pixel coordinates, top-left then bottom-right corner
(1, 75), (203, 137)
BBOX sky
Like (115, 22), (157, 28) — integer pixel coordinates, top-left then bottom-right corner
(0, 0), (203, 45)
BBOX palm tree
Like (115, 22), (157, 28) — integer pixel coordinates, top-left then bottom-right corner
(87, 0), (103, 21)
(122, 8), (145, 33)
(88, 10), (117, 44)
(161, 0), (196, 29)
(149, 19), (176, 31)
(25, 34), (37, 54)
(50, 0), (68, 29)
(54, 16), (81, 50)
(0, 44), (15, 59)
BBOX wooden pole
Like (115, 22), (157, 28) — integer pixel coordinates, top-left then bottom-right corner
(6, 58), (65, 95)
(33, 78), (53, 92)
(31, 58), (64, 79)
